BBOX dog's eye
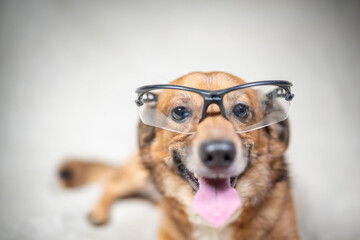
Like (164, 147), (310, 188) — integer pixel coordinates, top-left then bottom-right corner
(171, 106), (191, 122)
(232, 103), (250, 120)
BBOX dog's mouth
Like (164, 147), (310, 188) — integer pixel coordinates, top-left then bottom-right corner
(172, 150), (242, 192)
(172, 150), (245, 227)
(176, 161), (241, 192)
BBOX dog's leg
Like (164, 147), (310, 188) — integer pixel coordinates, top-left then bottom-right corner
(159, 230), (173, 240)
(88, 153), (153, 225)
(59, 153), (154, 225)
(62, 153), (154, 225)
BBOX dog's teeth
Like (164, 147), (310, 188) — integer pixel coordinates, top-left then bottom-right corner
(194, 173), (198, 178)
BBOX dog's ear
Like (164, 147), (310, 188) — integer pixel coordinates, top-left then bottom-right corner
(137, 119), (155, 148)
(263, 119), (290, 155)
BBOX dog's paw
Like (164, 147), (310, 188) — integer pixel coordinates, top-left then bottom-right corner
(88, 205), (109, 226)
(58, 159), (86, 188)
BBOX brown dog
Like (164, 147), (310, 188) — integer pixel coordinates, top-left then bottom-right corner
(59, 72), (300, 240)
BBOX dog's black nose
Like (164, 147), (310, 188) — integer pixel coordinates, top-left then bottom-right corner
(199, 140), (236, 168)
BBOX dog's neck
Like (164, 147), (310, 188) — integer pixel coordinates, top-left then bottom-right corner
(186, 206), (242, 240)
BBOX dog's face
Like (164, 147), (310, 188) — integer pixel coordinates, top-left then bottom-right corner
(138, 72), (289, 226)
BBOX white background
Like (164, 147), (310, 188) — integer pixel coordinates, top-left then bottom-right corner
(0, 0), (359, 239)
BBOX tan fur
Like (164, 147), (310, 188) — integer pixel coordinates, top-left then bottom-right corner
(59, 72), (300, 239)
(59, 154), (156, 225)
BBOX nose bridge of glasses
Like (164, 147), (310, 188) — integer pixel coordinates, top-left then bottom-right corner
(199, 96), (228, 122)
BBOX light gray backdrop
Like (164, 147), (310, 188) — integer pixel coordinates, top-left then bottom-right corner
(0, 0), (359, 239)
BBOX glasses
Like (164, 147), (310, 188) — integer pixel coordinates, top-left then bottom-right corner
(135, 81), (294, 134)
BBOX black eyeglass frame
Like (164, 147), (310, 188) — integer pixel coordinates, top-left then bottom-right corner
(135, 80), (294, 123)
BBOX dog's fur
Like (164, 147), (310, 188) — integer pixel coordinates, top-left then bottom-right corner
(59, 72), (300, 240)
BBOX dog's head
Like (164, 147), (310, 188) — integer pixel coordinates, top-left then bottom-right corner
(137, 72), (291, 227)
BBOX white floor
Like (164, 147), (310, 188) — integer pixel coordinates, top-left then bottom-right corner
(0, 0), (359, 239)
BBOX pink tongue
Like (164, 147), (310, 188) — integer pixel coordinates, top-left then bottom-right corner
(192, 177), (241, 227)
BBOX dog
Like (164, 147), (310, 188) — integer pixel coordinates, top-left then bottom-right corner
(59, 72), (300, 240)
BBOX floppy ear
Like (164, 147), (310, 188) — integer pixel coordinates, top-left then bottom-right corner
(137, 119), (155, 148)
(263, 118), (290, 155)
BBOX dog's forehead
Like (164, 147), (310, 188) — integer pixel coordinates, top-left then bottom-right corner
(170, 72), (246, 90)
